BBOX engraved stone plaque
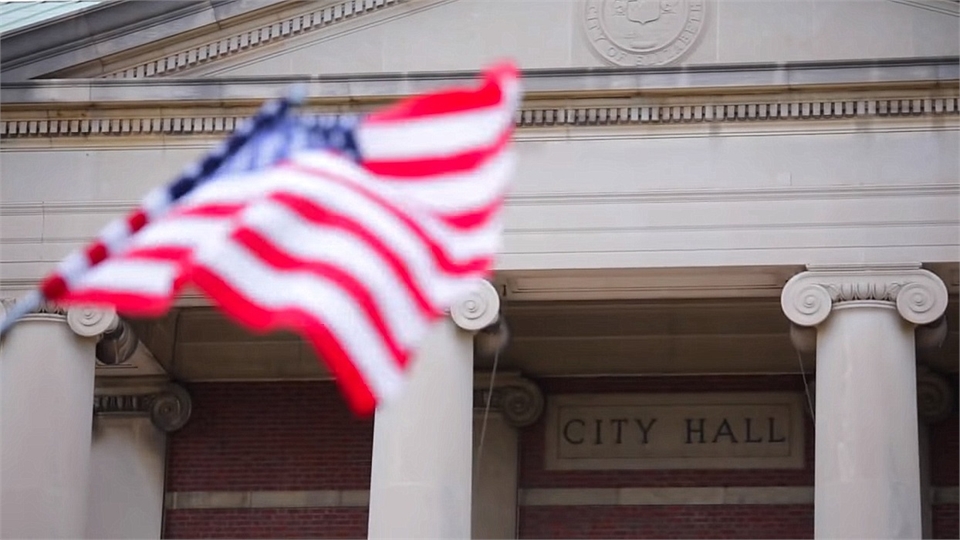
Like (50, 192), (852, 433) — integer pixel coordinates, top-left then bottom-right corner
(544, 392), (805, 470)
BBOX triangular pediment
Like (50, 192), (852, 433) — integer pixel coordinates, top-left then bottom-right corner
(1, 0), (958, 82)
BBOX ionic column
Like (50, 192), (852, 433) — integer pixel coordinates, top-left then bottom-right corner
(88, 384), (192, 539)
(781, 264), (948, 539)
(472, 373), (544, 539)
(368, 281), (501, 539)
(0, 301), (120, 539)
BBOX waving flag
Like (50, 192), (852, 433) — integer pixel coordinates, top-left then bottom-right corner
(0, 63), (521, 415)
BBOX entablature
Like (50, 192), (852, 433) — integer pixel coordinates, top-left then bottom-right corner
(1, 58), (958, 140)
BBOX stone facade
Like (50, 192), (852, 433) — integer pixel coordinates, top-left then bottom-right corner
(0, 0), (958, 538)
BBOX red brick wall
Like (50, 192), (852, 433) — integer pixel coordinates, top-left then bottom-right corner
(167, 382), (373, 491)
(164, 508), (367, 539)
(163, 382), (372, 538)
(933, 503), (959, 540)
(931, 401), (959, 539)
(931, 414), (958, 488)
(519, 505), (814, 539)
(518, 375), (815, 539)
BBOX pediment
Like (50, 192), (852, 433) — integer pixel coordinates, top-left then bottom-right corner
(1, 0), (957, 83)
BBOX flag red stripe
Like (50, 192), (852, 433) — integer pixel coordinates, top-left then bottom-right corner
(58, 289), (175, 317)
(175, 203), (246, 217)
(231, 227), (409, 368)
(280, 162), (492, 271)
(86, 242), (109, 265)
(361, 128), (512, 179)
(127, 210), (149, 232)
(40, 275), (69, 300)
(364, 63), (516, 124)
(269, 188), (491, 274)
(267, 192), (438, 317)
(189, 263), (380, 415)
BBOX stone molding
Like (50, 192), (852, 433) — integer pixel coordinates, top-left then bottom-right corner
(94, 384), (193, 432)
(2, 94), (957, 139)
(781, 264), (949, 327)
(161, 486), (960, 509)
(93, 0), (410, 80)
(474, 372), (545, 428)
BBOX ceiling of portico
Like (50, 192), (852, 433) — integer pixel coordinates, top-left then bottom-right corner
(1, 0), (957, 83)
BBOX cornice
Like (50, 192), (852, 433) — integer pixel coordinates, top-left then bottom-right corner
(1, 91), (956, 140)
(0, 1), (292, 83)
(3, 57), (957, 105)
(91, 0), (414, 80)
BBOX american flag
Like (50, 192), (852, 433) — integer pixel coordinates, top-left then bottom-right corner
(1, 63), (521, 415)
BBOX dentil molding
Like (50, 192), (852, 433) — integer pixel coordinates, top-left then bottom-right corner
(2, 94), (957, 139)
(780, 264), (949, 327)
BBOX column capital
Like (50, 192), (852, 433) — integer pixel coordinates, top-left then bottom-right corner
(1, 297), (119, 337)
(450, 280), (501, 331)
(93, 383), (193, 432)
(781, 264), (948, 327)
(474, 372), (544, 428)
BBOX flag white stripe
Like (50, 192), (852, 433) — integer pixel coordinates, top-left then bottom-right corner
(163, 165), (502, 262)
(241, 198), (492, 310)
(351, 152), (515, 216)
(74, 258), (181, 296)
(125, 216), (232, 252)
(195, 239), (406, 402)
(99, 218), (132, 254)
(58, 251), (92, 288)
(357, 106), (513, 161)
(239, 201), (432, 350)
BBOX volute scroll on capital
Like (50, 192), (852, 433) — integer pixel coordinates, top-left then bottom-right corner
(450, 280), (501, 331)
(94, 383), (193, 432)
(473, 374), (545, 428)
(781, 267), (949, 327)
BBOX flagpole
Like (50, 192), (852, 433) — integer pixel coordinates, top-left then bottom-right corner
(0, 86), (309, 339)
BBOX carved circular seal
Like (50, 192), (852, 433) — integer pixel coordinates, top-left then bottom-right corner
(584, 0), (706, 67)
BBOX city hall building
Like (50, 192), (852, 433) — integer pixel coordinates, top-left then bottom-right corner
(0, 0), (958, 538)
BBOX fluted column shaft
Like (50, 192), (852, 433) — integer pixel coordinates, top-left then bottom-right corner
(367, 281), (500, 539)
(0, 304), (120, 539)
(782, 264), (948, 540)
